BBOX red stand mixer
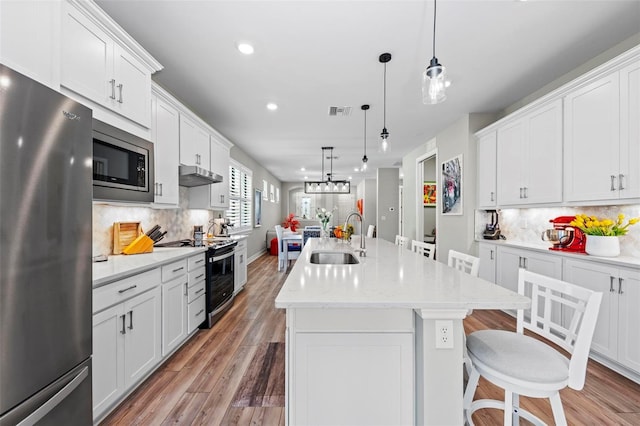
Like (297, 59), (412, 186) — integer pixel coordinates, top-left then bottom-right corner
(541, 216), (586, 253)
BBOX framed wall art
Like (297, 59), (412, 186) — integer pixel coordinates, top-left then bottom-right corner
(423, 181), (436, 207)
(441, 154), (463, 215)
(254, 188), (262, 227)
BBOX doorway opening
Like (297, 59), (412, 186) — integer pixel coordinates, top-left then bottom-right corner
(416, 150), (437, 252)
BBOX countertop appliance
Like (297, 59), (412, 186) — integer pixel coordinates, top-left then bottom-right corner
(211, 217), (231, 237)
(483, 210), (502, 240)
(542, 216), (586, 253)
(0, 64), (92, 425)
(93, 119), (154, 203)
(154, 238), (238, 328)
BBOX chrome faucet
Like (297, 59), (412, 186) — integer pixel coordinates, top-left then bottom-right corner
(344, 212), (366, 257)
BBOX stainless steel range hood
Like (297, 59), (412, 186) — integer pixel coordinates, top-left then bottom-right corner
(179, 165), (223, 187)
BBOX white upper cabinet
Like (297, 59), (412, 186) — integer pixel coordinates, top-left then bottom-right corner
(0, 0), (60, 89)
(564, 72), (621, 202)
(497, 99), (563, 206)
(151, 90), (180, 206)
(477, 131), (497, 208)
(209, 137), (231, 209)
(179, 114), (210, 170)
(619, 60), (640, 199)
(564, 59), (639, 202)
(61, 1), (161, 129)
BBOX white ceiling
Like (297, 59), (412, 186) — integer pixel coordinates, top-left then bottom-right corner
(97, 0), (640, 185)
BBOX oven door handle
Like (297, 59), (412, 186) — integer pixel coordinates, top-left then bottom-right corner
(212, 251), (234, 262)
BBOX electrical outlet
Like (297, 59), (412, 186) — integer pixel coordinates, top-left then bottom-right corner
(435, 320), (454, 349)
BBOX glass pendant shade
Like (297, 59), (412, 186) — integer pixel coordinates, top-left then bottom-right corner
(379, 128), (390, 153)
(361, 155), (368, 171)
(423, 57), (447, 104)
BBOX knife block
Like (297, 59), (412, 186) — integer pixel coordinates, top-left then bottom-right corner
(113, 222), (153, 254)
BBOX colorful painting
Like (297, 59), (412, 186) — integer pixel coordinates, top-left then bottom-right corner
(423, 182), (436, 207)
(442, 155), (463, 215)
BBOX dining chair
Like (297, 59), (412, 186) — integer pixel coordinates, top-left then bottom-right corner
(366, 225), (376, 238)
(302, 229), (320, 245)
(275, 225), (301, 271)
(394, 235), (409, 249)
(463, 269), (603, 426)
(411, 240), (435, 259)
(447, 250), (480, 277)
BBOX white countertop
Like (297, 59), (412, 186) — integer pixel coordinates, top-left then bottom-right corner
(92, 247), (206, 288)
(476, 238), (640, 268)
(275, 237), (531, 310)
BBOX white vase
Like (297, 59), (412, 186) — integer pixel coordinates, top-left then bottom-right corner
(585, 235), (620, 257)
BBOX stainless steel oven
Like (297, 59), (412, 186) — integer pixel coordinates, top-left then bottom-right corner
(92, 119), (154, 203)
(203, 241), (237, 328)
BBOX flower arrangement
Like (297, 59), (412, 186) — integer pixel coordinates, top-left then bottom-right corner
(316, 207), (336, 231)
(282, 213), (299, 232)
(570, 213), (639, 236)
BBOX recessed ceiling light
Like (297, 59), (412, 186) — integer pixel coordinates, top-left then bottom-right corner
(266, 103), (278, 111)
(237, 43), (254, 55)
(348, 176), (352, 180)
(354, 167), (360, 172)
(300, 167), (305, 171)
(304, 176), (308, 180)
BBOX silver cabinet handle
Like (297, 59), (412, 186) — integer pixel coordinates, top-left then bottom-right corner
(619, 174), (625, 190)
(618, 277), (624, 295)
(220, 194), (224, 203)
(128, 310), (133, 330)
(240, 254), (244, 264)
(610, 276), (616, 292)
(109, 79), (116, 99)
(519, 188), (523, 199)
(118, 285), (137, 294)
(611, 175), (617, 191)
(524, 187), (528, 198)
(196, 309), (205, 317)
(195, 258), (204, 264)
(172, 266), (184, 273)
(117, 83), (123, 103)
(195, 288), (205, 294)
(490, 191), (494, 202)
(159, 183), (163, 196)
(490, 250), (494, 261)
(120, 314), (126, 334)
(184, 282), (188, 296)
(196, 273), (204, 280)
(16, 366), (89, 426)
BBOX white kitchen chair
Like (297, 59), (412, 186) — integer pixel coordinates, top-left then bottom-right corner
(411, 240), (435, 259)
(395, 235), (409, 249)
(275, 225), (301, 271)
(463, 269), (603, 426)
(447, 250), (480, 277)
(366, 225), (376, 238)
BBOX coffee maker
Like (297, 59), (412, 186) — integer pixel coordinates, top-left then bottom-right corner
(212, 217), (231, 237)
(541, 216), (586, 253)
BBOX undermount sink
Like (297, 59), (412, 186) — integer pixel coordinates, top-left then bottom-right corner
(309, 251), (360, 265)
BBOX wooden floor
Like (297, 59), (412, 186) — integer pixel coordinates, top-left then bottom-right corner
(102, 253), (640, 425)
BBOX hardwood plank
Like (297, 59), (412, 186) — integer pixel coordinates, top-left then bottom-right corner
(161, 330), (210, 372)
(160, 392), (208, 426)
(231, 342), (285, 408)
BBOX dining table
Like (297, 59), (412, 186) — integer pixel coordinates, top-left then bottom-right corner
(280, 231), (303, 273)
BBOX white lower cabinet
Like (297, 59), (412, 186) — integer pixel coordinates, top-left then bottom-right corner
(496, 246), (562, 293)
(92, 284), (161, 420)
(478, 243), (497, 283)
(287, 309), (414, 425)
(563, 258), (640, 374)
(161, 275), (188, 356)
(187, 254), (207, 333)
(234, 238), (248, 293)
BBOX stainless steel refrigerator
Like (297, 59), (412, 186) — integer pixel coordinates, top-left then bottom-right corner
(0, 64), (92, 425)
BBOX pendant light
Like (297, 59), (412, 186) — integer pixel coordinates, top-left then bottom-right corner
(361, 104), (369, 172)
(379, 53), (391, 153)
(422, 0), (448, 105)
(304, 147), (350, 194)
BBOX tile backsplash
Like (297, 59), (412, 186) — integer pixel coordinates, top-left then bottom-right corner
(93, 187), (222, 256)
(475, 205), (640, 257)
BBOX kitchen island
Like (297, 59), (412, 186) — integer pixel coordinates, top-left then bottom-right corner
(275, 237), (530, 425)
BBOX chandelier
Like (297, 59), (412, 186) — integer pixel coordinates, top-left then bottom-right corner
(304, 147), (350, 194)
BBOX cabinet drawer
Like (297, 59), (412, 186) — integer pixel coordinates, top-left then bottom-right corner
(188, 295), (206, 333)
(188, 267), (206, 286)
(161, 259), (187, 282)
(93, 268), (160, 314)
(188, 280), (206, 303)
(188, 254), (206, 271)
(292, 308), (414, 332)
(235, 239), (247, 250)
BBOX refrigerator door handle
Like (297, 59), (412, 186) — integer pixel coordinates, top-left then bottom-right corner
(16, 367), (89, 426)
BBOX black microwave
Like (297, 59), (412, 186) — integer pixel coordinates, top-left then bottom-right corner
(92, 120), (154, 203)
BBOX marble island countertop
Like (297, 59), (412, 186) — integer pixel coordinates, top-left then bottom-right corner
(275, 237), (531, 311)
(93, 247), (206, 288)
